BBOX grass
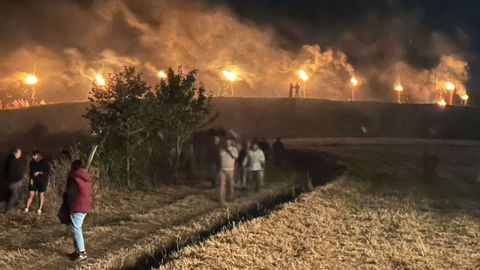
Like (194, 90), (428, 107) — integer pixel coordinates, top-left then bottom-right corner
(160, 143), (480, 269)
(0, 165), (301, 270)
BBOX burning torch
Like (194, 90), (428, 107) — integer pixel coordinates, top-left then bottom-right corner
(350, 77), (358, 101)
(444, 82), (455, 105)
(461, 94), (469, 106)
(298, 70), (309, 98)
(95, 74), (106, 87)
(437, 99), (447, 109)
(222, 70), (237, 96)
(158, 70), (167, 80)
(394, 84), (404, 104)
(25, 73), (38, 104)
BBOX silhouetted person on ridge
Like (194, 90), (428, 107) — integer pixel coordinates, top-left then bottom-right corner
(289, 83), (294, 98)
(294, 82), (301, 98)
(3, 148), (24, 213)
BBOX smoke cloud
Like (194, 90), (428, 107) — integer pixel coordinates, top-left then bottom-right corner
(0, 0), (471, 104)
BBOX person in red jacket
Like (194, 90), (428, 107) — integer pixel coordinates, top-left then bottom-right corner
(60, 160), (92, 261)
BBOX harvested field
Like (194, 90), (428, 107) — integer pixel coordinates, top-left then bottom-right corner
(0, 168), (302, 270)
(161, 142), (480, 269)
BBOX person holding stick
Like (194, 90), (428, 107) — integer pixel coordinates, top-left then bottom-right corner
(58, 160), (92, 261)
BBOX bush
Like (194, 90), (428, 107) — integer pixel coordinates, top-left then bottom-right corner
(85, 66), (213, 188)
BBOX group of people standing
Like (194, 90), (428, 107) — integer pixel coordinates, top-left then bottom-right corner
(1, 148), (92, 261)
(2, 148), (49, 214)
(289, 82), (302, 98)
(208, 136), (285, 205)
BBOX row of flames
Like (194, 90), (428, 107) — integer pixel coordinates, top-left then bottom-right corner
(19, 66), (469, 108)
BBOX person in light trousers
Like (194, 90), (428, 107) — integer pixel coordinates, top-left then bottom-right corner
(218, 138), (238, 205)
(243, 142), (266, 191)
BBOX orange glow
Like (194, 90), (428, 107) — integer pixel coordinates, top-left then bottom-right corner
(222, 70), (237, 82)
(158, 70), (167, 79)
(437, 99), (447, 108)
(394, 84), (404, 92)
(298, 70), (309, 81)
(461, 94), (469, 101)
(350, 77), (358, 86)
(444, 82), (455, 91)
(95, 74), (106, 86)
(25, 74), (38, 85)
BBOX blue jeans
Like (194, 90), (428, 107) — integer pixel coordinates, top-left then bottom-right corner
(71, 212), (87, 252)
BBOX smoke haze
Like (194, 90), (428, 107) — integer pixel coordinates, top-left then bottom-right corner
(0, 0), (471, 103)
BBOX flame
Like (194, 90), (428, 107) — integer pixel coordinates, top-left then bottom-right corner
(158, 70), (167, 79)
(25, 74), (38, 85)
(461, 94), (469, 101)
(394, 84), (404, 92)
(222, 70), (237, 82)
(444, 82), (455, 91)
(298, 70), (309, 81)
(437, 99), (447, 107)
(95, 74), (106, 86)
(350, 77), (358, 86)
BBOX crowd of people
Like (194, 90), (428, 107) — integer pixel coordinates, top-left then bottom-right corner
(0, 136), (285, 261)
(207, 135), (285, 205)
(1, 148), (92, 262)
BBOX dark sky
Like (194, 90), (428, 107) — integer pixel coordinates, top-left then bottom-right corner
(209, 0), (480, 104)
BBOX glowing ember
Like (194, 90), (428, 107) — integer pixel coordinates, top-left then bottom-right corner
(437, 99), (447, 107)
(461, 94), (469, 101)
(158, 70), (167, 79)
(350, 77), (358, 86)
(95, 74), (106, 86)
(222, 70), (237, 82)
(444, 82), (455, 91)
(25, 74), (38, 85)
(298, 70), (309, 81)
(394, 84), (404, 92)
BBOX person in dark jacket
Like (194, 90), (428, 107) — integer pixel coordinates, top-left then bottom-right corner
(258, 138), (271, 160)
(236, 141), (251, 189)
(59, 160), (92, 261)
(272, 137), (286, 166)
(25, 151), (49, 214)
(207, 136), (221, 187)
(3, 148), (23, 213)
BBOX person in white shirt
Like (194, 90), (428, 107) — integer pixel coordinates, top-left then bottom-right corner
(218, 138), (238, 204)
(243, 142), (266, 191)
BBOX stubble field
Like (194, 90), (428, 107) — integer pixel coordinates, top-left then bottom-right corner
(161, 141), (480, 269)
